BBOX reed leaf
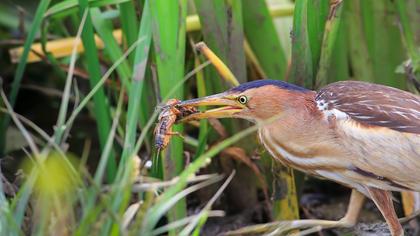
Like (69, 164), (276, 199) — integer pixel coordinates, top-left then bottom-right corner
(78, 0), (116, 180)
(118, 0), (138, 64)
(121, 0), (152, 162)
(361, 0), (405, 88)
(289, 0), (313, 87)
(45, 0), (130, 18)
(395, 0), (420, 85)
(344, 1), (375, 82)
(242, 0), (287, 80)
(307, 0), (329, 81)
(194, 0), (247, 88)
(315, 0), (344, 88)
(0, 0), (51, 154)
(91, 8), (133, 90)
(149, 0), (188, 228)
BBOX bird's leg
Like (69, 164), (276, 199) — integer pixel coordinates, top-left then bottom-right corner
(224, 189), (365, 235)
(366, 187), (404, 236)
(287, 189), (365, 228)
(288, 189), (365, 228)
(339, 189), (365, 225)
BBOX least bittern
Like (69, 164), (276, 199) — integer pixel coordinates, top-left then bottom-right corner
(177, 80), (420, 236)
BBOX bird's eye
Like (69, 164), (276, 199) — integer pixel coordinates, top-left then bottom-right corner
(237, 95), (248, 104)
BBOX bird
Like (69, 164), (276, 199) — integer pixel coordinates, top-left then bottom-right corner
(177, 79), (420, 236)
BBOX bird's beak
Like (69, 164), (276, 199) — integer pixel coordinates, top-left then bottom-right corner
(177, 92), (243, 121)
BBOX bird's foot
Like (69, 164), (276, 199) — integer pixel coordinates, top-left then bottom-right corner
(223, 218), (354, 236)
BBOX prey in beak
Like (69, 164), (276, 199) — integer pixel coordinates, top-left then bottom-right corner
(177, 92), (245, 122)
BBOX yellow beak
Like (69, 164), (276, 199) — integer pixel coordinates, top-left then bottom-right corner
(178, 92), (244, 121)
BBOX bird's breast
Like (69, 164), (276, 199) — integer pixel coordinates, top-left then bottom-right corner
(257, 125), (371, 194)
(257, 126), (349, 175)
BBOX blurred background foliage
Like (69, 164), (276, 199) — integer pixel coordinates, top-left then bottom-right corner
(0, 0), (419, 235)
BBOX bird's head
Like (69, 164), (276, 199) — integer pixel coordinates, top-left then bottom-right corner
(179, 80), (312, 123)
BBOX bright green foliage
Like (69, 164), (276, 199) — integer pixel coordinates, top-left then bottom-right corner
(289, 0), (313, 87)
(395, 0), (420, 91)
(315, 0), (343, 88)
(78, 0), (117, 180)
(345, 1), (375, 83)
(307, 0), (329, 79)
(327, 20), (349, 83)
(118, 1), (138, 64)
(44, 0), (131, 18)
(361, 0), (405, 88)
(149, 0), (188, 229)
(91, 8), (133, 90)
(122, 0), (152, 162)
(194, 0), (247, 89)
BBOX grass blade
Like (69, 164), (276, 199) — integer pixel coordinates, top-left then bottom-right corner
(180, 171), (235, 236)
(315, 1), (344, 88)
(149, 0), (188, 229)
(94, 88), (125, 184)
(120, 0), (152, 164)
(78, 0), (116, 181)
(193, 56), (208, 159)
(327, 18), (349, 83)
(361, 0), (405, 88)
(144, 175), (224, 236)
(289, 0), (313, 87)
(118, 0), (138, 64)
(242, 0), (287, 80)
(395, 0), (420, 85)
(344, 1), (375, 82)
(0, 0), (51, 154)
(195, 42), (239, 86)
(152, 211), (224, 235)
(45, 0), (130, 18)
(194, 0), (247, 89)
(141, 122), (261, 234)
(91, 8), (132, 90)
(10, 6), (295, 64)
(53, 9), (87, 144)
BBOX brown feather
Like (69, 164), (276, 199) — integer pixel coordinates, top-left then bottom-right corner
(316, 81), (420, 134)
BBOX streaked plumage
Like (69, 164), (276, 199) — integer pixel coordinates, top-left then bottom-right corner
(315, 81), (420, 191)
(316, 81), (420, 134)
(256, 81), (420, 195)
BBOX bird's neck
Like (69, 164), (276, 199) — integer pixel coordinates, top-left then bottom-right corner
(251, 90), (319, 122)
(277, 91), (321, 122)
(257, 92), (329, 167)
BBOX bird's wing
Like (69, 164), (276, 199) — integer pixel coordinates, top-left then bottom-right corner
(315, 81), (420, 134)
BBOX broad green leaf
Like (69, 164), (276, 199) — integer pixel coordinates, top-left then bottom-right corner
(307, 0), (329, 78)
(289, 0), (313, 87)
(344, 1), (375, 82)
(361, 0), (405, 88)
(242, 0), (287, 80)
(150, 0), (188, 230)
(194, 0), (247, 85)
(45, 0), (130, 18)
(91, 8), (132, 90)
(78, 0), (116, 181)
